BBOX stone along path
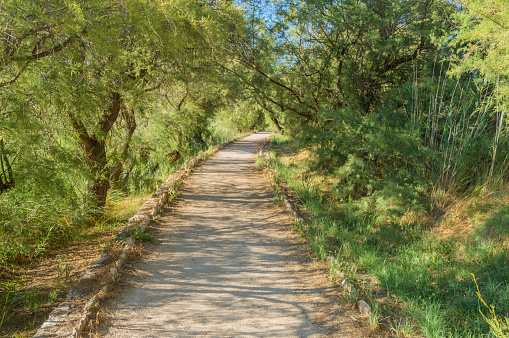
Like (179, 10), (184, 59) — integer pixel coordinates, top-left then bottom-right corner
(98, 132), (368, 337)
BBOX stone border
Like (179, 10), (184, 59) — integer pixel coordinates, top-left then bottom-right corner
(257, 139), (373, 319)
(34, 139), (236, 338)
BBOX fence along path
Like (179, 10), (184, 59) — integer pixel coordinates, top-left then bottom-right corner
(98, 132), (366, 337)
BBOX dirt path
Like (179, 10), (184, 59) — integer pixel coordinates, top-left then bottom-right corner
(98, 132), (368, 337)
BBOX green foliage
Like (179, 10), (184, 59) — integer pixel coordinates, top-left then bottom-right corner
(269, 138), (509, 337)
(452, 0), (509, 111)
(0, 191), (86, 262)
(121, 228), (155, 244)
(299, 105), (429, 219)
(222, 100), (266, 132)
(232, 0), (454, 126)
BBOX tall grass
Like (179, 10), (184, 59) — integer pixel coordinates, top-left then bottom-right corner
(410, 62), (509, 195)
(0, 192), (89, 262)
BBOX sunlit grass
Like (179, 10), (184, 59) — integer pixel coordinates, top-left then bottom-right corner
(105, 191), (151, 222)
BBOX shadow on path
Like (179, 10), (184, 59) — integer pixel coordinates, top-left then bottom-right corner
(98, 133), (367, 337)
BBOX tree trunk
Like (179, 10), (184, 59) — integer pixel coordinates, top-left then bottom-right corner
(111, 108), (137, 183)
(167, 150), (182, 164)
(70, 91), (122, 210)
(0, 138), (14, 194)
(86, 138), (110, 208)
(271, 115), (284, 134)
(121, 162), (135, 183)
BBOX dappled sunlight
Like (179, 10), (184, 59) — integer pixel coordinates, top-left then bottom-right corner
(98, 133), (365, 337)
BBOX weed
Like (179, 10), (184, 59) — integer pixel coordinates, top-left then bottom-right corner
(49, 289), (58, 303)
(273, 192), (282, 204)
(0, 289), (14, 328)
(392, 318), (416, 338)
(122, 228), (156, 243)
(368, 305), (381, 331)
(474, 274), (509, 338)
(54, 256), (73, 288)
(0, 276), (28, 328)
(255, 156), (267, 167)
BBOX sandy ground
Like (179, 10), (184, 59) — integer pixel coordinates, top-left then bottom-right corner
(97, 132), (369, 337)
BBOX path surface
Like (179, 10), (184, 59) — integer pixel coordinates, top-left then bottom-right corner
(98, 133), (367, 337)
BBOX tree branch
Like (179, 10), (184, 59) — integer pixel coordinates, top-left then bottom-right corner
(98, 91), (122, 134)
(30, 28), (88, 61)
(0, 64), (28, 88)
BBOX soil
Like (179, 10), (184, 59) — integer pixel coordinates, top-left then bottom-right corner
(0, 230), (118, 337)
(96, 132), (371, 337)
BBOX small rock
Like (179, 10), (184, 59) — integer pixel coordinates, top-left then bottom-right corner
(341, 278), (355, 293)
(110, 267), (118, 277)
(97, 286), (109, 299)
(119, 251), (127, 262)
(125, 238), (134, 247)
(90, 256), (108, 268)
(83, 295), (99, 312)
(358, 300), (371, 316)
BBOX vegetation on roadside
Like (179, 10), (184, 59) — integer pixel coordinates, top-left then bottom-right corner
(2, 0), (509, 336)
(270, 133), (509, 337)
(0, 0), (257, 267)
(239, 1), (509, 336)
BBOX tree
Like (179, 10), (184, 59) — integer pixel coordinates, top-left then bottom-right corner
(0, 0), (101, 89)
(452, 0), (509, 184)
(1, 0), (244, 210)
(452, 1), (509, 103)
(229, 0), (453, 125)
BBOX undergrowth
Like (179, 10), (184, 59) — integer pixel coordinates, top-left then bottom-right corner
(270, 133), (509, 338)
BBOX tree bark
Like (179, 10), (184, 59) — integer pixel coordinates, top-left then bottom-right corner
(121, 162), (135, 183)
(111, 108), (137, 183)
(86, 138), (110, 209)
(0, 138), (14, 193)
(70, 91), (122, 209)
(167, 150), (182, 164)
(271, 115), (284, 134)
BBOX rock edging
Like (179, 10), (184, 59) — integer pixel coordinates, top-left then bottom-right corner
(258, 139), (373, 320)
(34, 139), (235, 338)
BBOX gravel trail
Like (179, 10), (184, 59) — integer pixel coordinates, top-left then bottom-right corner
(98, 132), (368, 337)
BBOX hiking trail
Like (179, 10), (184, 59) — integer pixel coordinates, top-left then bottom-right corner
(97, 132), (368, 337)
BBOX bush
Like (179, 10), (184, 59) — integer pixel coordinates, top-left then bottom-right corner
(0, 191), (85, 262)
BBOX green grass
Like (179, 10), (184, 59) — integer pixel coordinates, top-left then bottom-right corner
(270, 133), (509, 337)
(0, 254), (74, 335)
